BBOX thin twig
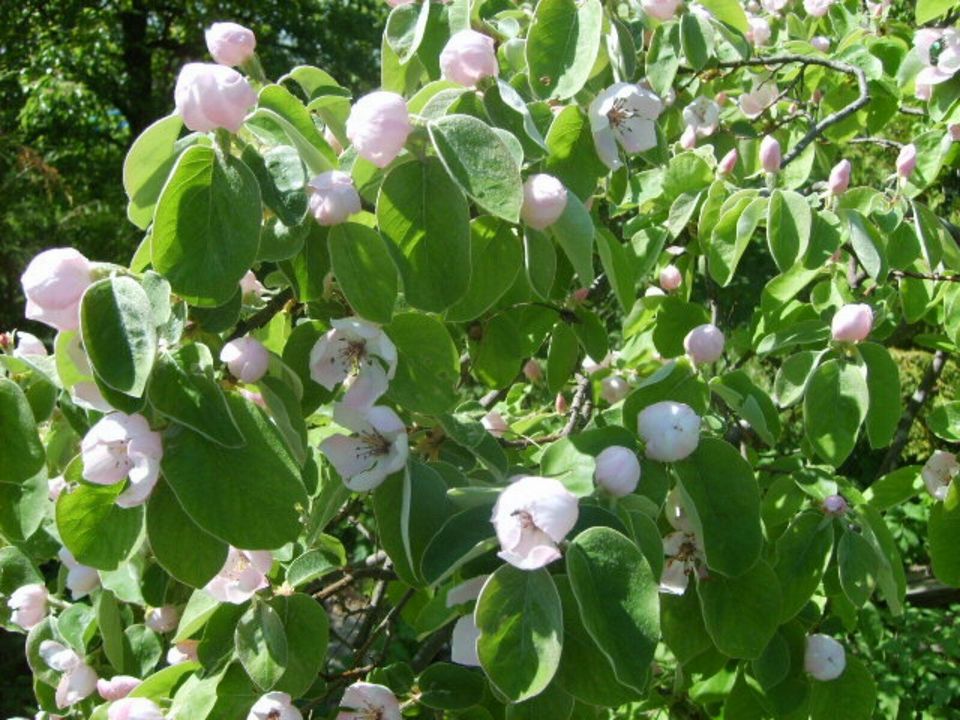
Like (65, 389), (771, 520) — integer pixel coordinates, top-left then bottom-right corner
(848, 137), (904, 150)
(891, 269), (960, 283)
(229, 288), (294, 339)
(352, 586), (416, 665)
(877, 350), (948, 475)
(562, 373), (594, 436)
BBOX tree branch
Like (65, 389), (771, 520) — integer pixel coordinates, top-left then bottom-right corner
(891, 269), (960, 283)
(229, 289), (294, 339)
(706, 55), (871, 168)
(877, 350), (948, 475)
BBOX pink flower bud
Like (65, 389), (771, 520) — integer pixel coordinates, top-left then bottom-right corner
(307, 171), (361, 226)
(810, 35), (830, 52)
(822, 494), (848, 516)
(205, 547), (273, 604)
(80, 413), (163, 508)
(174, 63), (257, 133)
(250, 691), (302, 720)
(555, 393), (569, 414)
(48, 475), (67, 502)
(715, 91), (728, 105)
(7, 583), (48, 629)
(717, 148), (738, 176)
(107, 697), (165, 720)
(804, 634), (846, 681)
(760, 135), (782, 173)
(571, 287), (590, 303)
(58, 548), (101, 599)
(481, 410), (509, 438)
(828, 159), (851, 195)
(451, 615), (482, 667)
(0, 331), (10, 349)
(594, 446), (641, 497)
(523, 359), (542, 382)
(239, 270), (266, 299)
(637, 401), (701, 462)
(337, 682), (400, 720)
(166, 640), (199, 665)
(220, 336), (269, 382)
(97, 676), (142, 702)
(659, 265), (682, 291)
(949, 124), (960, 142)
(346, 91), (412, 168)
(521, 174), (568, 230)
(747, 16), (771, 46)
(830, 303), (873, 342)
(13, 331), (47, 358)
(915, 82), (932, 101)
(641, 0), (683, 21)
(205, 22), (256, 67)
(922, 450), (958, 501)
(897, 143), (917, 178)
(144, 605), (179, 634)
(20, 248), (92, 332)
(56, 662), (98, 709)
(440, 30), (499, 87)
(679, 125), (697, 149)
(491, 476), (579, 569)
(601, 375), (630, 404)
(683, 323), (725, 364)
(804, 0), (834, 17)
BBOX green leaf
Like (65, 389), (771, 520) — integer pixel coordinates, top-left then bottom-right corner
(373, 462), (451, 586)
(928, 484), (960, 586)
(254, 84), (337, 174)
(927, 401), (960, 442)
(842, 210), (886, 281)
(707, 193), (762, 287)
(652, 297), (710, 359)
(549, 193), (595, 286)
(148, 349), (244, 447)
(566, 527), (659, 694)
(418, 663), (486, 710)
(662, 152), (713, 203)
(377, 158), (471, 311)
(697, 0), (749, 32)
(270, 593), (329, 697)
(680, 13), (713, 71)
(328, 222), (398, 323)
(241, 144), (308, 229)
(152, 145), (262, 306)
(524, 228), (558, 301)
(767, 191), (811, 273)
(661, 587), (715, 665)
(803, 360), (869, 467)
(80, 276), (157, 397)
(809, 655), (877, 720)
(774, 511), (834, 621)
(420, 503), (497, 585)
(57, 481), (143, 570)
(385, 3), (425, 63)
(554, 575), (639, 706)
(917, 0), (958, 25)
(123, 114), (193, 229)
(864, 465), (922, 510)
(428, 114), (523, 222)
(674, 438), (763, 577)
(646, 23), (680, 98)
(161, 394), (307, 549)
(774, 350), (822, 408)
(236, 601), (288, 690)
(97, 589), (134, 673)
(525, 0), (603, 100)
(0, 378), (47, 542)
(544, 106), (607, 200)
(857, 342), (901, 448)
(384, 312), (459, 415)
(475, 565), (563, 702)
(547, 322), (580, 394)
(838, 530), (879, 608)
(446, 217), (523, 322)
(146, 478), (228, 588)
(697, 560), (782, 659)
(596, 227), (637, 311)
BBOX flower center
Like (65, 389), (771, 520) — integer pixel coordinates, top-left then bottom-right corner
(337, 338), (369, 374)
(606, 97), (637, 130)
(511, 509), (535, 530)
(356, 431), (391, 460)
